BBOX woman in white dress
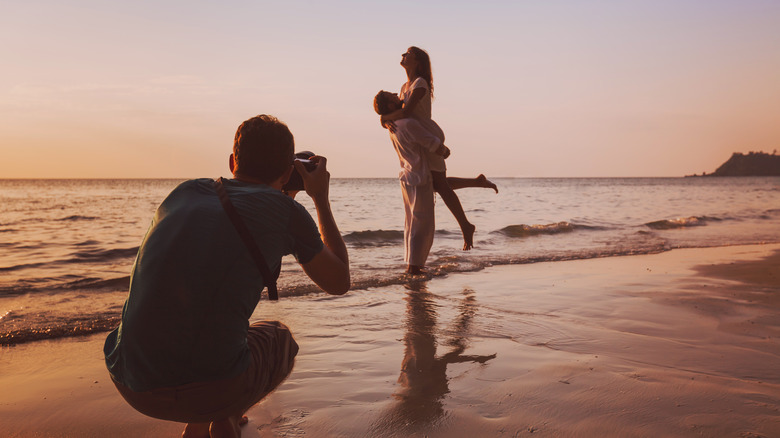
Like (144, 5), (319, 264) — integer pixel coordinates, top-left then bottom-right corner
(380, 46), (497, 250)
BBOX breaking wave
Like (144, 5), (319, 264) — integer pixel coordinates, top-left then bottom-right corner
(644, 216), (721, 230)
(344, 229), (404, 247)
(0, 247), (138, 273)
(495, 222), (603, 238)
(57, 215), (99, 221)
(0, 275), (131, 296)
(0, 314), (121, 345)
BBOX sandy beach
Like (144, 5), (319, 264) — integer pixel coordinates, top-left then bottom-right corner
(1, 243), (779, 437)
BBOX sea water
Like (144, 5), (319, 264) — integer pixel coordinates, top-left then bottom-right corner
(1, 177), (779, 344)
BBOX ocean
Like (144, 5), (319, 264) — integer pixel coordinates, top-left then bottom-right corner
(1, 177), (779, 345)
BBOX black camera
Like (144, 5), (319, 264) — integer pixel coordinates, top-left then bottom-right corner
(283, 151), (317, 192)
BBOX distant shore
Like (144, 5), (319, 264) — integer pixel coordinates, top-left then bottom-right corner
(687, 151), (780, 177)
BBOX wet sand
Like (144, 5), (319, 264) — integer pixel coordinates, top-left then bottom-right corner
(1, 244), (779, 437)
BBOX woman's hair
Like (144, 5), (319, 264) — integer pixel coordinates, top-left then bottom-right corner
(408, 46), (433, 99)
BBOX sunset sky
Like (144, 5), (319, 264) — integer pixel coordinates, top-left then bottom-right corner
(2, 0), (779, 179)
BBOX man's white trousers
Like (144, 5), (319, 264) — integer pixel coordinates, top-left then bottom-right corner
(401, 180), (434, 267)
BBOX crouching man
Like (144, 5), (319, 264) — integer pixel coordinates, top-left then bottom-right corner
(104, 115), (350, 437)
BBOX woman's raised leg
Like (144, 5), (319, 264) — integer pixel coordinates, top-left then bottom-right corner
(431, 171), (475, 250)
(446, 174), (498, 193)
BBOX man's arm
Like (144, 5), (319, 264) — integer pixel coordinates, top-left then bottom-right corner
(295, 157), (350, 295)
(381, 87), (426, 125)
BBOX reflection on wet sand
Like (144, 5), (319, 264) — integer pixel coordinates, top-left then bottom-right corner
(371, 281), (496, 434)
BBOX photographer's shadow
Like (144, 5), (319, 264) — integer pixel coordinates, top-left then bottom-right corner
(372, 281), (496, 433)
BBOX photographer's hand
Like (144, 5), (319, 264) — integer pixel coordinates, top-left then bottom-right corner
(296, 157), (350, 294)
(296, 156), (329, 202)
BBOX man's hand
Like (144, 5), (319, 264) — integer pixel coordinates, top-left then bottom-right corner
(295, 156), (329, 202)
(380, 117), (397, 133)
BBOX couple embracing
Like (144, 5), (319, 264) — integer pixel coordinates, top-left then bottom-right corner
(374, 46), (497, 275)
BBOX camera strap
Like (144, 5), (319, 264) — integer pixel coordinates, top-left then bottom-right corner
(213, 177), (280, 300)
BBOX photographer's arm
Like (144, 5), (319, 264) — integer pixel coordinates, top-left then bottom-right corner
(296, 158), (350, 295)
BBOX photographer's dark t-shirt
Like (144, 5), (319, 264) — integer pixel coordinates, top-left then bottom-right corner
(104, 178), (323, 392)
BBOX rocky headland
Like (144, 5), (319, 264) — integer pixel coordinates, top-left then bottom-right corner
(689, 151), (780, 177)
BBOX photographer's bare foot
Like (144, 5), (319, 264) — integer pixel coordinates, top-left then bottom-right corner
(463, 223), (475, 250)
(209, 415), (244, 438)
(477, 174), (498, 193)
(182, 423), (209, 438)
(183, 415), (247, 438)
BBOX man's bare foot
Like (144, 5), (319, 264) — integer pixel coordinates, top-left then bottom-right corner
(182, 423), (210, 438)
(462, 222), (475, 250)
(476, 174), (498, 193)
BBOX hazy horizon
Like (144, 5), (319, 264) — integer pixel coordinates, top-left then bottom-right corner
(2, 1), (779, 179)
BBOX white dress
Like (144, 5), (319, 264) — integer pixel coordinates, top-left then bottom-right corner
(389, 118), (441, 266)
(399, 77), (447, 172)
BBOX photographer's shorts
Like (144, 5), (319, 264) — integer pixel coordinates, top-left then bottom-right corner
(112, 321), (299, 423)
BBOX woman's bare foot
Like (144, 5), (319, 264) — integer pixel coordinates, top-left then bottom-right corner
(462, 222), (476, 250)
(476, 174), (498, 193)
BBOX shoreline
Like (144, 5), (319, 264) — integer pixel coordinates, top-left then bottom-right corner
(1, 243), (779, 437)
(5, 242), (780, 347)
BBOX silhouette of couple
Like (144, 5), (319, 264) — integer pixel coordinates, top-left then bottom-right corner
(374, 47), (498, 275)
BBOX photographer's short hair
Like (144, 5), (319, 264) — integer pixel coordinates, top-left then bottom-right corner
(373, 91), (392, 115)
(233, 115), (295, 183)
